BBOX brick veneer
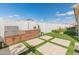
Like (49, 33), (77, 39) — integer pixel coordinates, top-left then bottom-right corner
(4, 29), (40, 45)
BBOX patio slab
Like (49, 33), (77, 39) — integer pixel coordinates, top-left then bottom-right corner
(40, 35), (53, 40)
(26, 38), (44, 46)
(36, 42), (67, 55)
(50, 38), (70, 47)
(75, 42), (79, 51)
(9, 43), (28, 55)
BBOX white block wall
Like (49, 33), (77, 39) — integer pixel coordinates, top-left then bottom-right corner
(0, 19), (74, 39)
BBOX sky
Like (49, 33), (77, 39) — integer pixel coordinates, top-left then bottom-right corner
(0, 3), (76, 24)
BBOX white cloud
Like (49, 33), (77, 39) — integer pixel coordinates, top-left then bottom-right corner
(7, 14), (20, 18)
(66, 11), (74, 15)
(50, 18), (61, 23)
(8, 16), (13, 18)
(72, 4), (79, 8)
(56, 11), (60, 14)
(56, 13), (66, 16)
(0, 17), (3, 19)
(40, 19), (44, 22)
(56, 10), (74, 16)
(14, 14), (19, 17)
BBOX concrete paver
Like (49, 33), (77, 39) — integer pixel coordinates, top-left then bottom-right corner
(36, 42), (67, 55)
(26, 38), (44, 46)
(9, 43), (28, 55)
(51, 38), (70, 47)
(40, 35), (53, 40)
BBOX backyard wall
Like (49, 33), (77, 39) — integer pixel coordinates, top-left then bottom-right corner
(0, 19), (74, 41)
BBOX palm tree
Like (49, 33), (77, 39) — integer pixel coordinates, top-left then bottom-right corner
(33, 26), (37, 29)
(73, 4), (79, 39)
(37, 24), (41, 32)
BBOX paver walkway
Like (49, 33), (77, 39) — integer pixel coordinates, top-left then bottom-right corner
(1, 35), (71, 55)
(22, 35), (69, 55)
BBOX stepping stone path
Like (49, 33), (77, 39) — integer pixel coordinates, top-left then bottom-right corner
(36, 42), (67, 55)
(8, 35), (70, 55)
(75, 42), (79, 45)
(50, 38), (70, 47)
(26, 38), (44, 46)
(9, 43), (28, 55)
(40, 35), (53, 40)
(75, 42), (79, 51)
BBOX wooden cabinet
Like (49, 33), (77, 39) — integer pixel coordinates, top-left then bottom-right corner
(4, 30), (40, 45)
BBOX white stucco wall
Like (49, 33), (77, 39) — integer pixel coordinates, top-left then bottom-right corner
(0, 18), (4, 38)
(0, 19), (74, 39)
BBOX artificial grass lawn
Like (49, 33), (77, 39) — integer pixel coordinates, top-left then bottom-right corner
(20, 32), (76, 55)
(22, 42), (42, 55)
(21, 37), (54, 55)
(46, 32), (76, 55)
(22, 36), (68, 55)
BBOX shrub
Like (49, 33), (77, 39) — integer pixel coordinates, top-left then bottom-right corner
(52, 30), (60, 33)
(33, 26), (37, 29)
(64, 30), (77, 36)
(52, 28), (66, 34)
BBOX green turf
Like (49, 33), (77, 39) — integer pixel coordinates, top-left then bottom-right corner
(66, 41), (75, 55)
(46, 32), (76, 55)
(20, 32), (76, 55)
(22, 37), (54, 55)
(46, 32), (76, 42)
(22, 41), (43, 55)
